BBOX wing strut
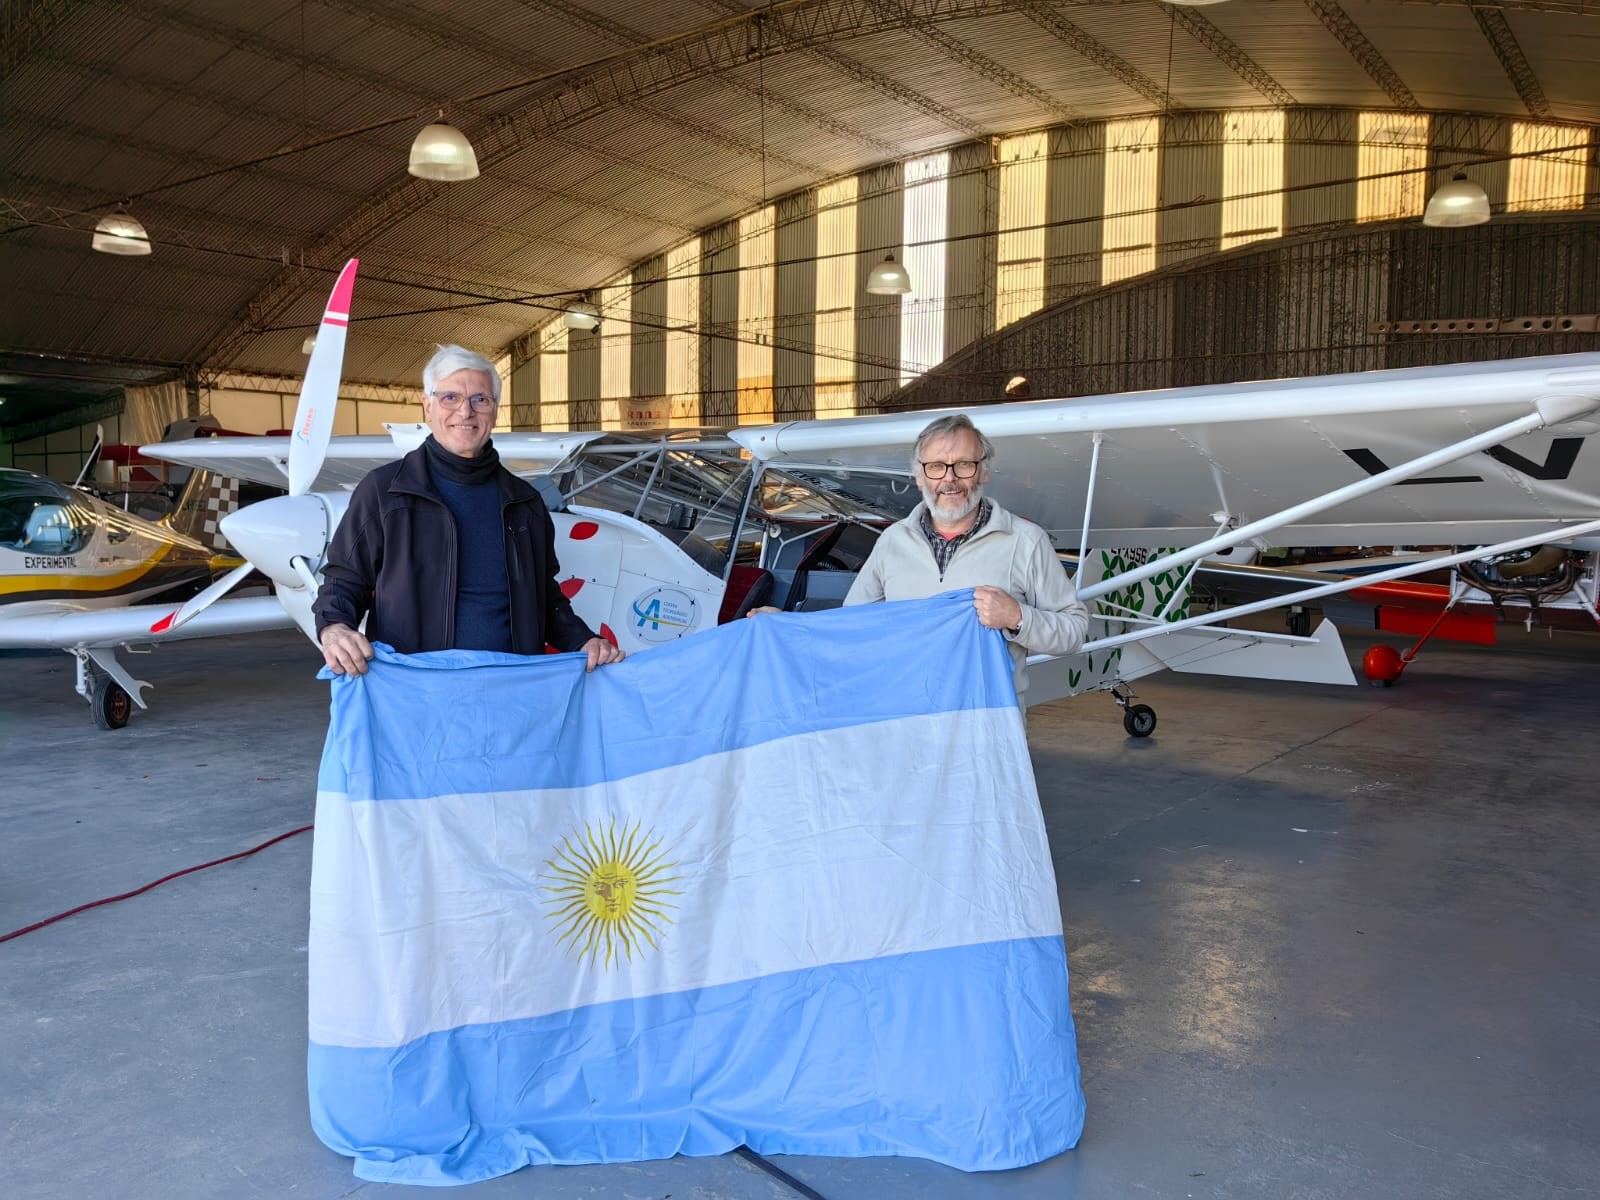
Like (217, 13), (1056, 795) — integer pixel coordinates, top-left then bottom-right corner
(1080, 394), (1600, 603)
(1084, 515), (1600, 657)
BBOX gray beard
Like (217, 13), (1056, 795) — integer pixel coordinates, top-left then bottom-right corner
(920, 482), (983, 525)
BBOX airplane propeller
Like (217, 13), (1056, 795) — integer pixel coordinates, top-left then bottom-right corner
(152, 258), (358, 635)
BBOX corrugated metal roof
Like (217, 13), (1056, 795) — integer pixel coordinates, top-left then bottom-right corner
(3, 0), (1598, 433)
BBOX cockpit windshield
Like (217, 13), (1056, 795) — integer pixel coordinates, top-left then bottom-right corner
(551, 434), (909, 576)
(0, 470), (93, 555)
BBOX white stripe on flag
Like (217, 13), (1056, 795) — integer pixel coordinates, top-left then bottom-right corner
(309, 707), (1058, 1049)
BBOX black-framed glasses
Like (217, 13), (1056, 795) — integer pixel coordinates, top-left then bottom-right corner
(432, 391), (497, 412)
(919, 457), (985, 480)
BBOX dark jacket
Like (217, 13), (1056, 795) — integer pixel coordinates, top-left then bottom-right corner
(312, 445), (596, 656)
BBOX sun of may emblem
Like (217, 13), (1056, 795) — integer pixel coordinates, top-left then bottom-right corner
(542, 820), (680, 967)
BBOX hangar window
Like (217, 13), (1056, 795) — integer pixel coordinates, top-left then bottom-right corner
(666, 239), (701, 427)
(600, 275), (632, 428)
(1102, 117), (1159, 284)
(538, 321), (569, 432)
(815, 177), (858, 419)
(900, 152), (948, 385)
(1221, 110), (1285, 250)
(736, 205), (775, 423)
(997, 131), (1048, 329)
(1508, 122), (1590, 213)
(1358, 112), (1429, 222)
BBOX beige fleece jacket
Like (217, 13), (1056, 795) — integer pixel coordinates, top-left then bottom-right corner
(844, 500), (1090, 701)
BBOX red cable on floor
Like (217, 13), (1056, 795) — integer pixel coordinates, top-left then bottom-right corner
(0, 824), (314, 944)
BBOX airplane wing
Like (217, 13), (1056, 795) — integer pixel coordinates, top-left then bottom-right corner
(142, 429), (603, 491)
(0, 595), (294, 650)
(731, 353), (1600, 549)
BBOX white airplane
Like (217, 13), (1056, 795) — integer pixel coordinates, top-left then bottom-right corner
(139, 256), (1600, 736)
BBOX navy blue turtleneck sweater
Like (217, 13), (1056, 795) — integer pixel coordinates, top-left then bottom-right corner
(424, 437), (513, 653)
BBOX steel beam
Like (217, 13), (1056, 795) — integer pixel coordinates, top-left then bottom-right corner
(1468, 0), (1552, 118)
(1302, 0), (1419, 111)
(872, 0), (1082, 125)
(1162, 4), (1297, 107)
(1025, 8), (1176, 110)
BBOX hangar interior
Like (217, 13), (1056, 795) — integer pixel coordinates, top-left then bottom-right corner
(3, 2), (1599, 1198)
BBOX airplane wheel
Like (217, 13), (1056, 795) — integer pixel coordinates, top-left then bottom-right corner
(1123, 704), (1157, 738)
(92, 674), (132, 730)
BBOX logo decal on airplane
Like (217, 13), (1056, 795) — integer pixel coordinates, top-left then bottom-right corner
(1343, 438), (1584, 484)
(630, 587), (697, 643)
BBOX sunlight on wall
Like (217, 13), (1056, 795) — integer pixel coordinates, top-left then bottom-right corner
(1358, 112), (1429, 222)
(736, 206), (775, 423)
(1221, 110), (1286, 250)
(997, 131), (1048, 328)
(900, 152), (949, 384)
(1102, 117), (1159, 284)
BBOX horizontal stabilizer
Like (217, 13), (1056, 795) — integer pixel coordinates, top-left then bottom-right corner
(1135, 618), (1356, 686)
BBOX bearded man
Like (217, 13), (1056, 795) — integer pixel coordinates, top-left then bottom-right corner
(842, 413), (1089, 705)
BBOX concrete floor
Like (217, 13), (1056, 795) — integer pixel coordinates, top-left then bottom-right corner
(2, 622), (1597, 1200)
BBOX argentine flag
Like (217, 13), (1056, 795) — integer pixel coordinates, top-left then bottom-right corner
(308, 591), (1085, 1185)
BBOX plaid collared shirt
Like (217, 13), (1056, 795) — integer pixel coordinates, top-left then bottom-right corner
(919, 497), (993, 575)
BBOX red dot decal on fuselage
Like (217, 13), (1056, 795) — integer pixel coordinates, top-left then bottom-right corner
(560, 577), (584, 599)
(570, 521), (599, 540)
(600, 623), (617, 646)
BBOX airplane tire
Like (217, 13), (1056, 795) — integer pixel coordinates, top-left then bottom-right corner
(92, 675), (132, 730)
(1122, 704), (1157, 738)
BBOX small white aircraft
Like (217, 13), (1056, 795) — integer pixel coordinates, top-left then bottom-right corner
(139, 259), (1600, 735)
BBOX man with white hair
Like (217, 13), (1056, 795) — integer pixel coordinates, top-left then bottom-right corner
(843, 413), (1088, 705)
(314, 344), (623, 676)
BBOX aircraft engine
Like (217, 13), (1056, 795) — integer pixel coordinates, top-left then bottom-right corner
(1455, 544), (1586, 611)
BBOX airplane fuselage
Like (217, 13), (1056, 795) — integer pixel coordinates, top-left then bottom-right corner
(0, 468), (217, 611)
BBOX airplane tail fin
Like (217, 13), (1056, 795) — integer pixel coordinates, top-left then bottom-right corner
(168, 467), (243, 557)
(73, 425), (105, 490)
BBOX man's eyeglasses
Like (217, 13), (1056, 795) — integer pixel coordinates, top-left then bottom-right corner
(432, 391), (497, 412)
(919, 457), (985, 480)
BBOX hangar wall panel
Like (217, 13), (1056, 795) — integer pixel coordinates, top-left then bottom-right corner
(502, 107), (1596, 431)
(878, 217), (1600, 411)
(856, 162), (904, 415)
(775, 191), (819, 421)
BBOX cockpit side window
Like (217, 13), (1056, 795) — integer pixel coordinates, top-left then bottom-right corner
(0, 474), (92, 555)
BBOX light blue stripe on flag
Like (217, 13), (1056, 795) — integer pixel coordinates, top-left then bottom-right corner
(308, 591), (1084, 1184)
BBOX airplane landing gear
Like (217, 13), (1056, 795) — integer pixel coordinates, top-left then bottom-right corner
(91, 673), (132, 730)
(70, 648), (147, 730)
(1123, 704), (1157, 737)
(1111, 684), (1157, 738)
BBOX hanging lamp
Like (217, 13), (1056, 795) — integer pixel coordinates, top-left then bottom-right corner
(92, 207), (152, 256)
(866, 253), (912, 296)
(409, 117), (480, 181)
(1423, 171), (1490, 228)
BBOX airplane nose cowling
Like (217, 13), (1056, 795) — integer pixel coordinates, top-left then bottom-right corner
(220, 493), (335, 590)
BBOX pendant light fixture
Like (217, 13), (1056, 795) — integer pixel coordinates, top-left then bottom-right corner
(92, 207), (152, 255)
(1422, 170), (1491, 228)
(562, 299), (600, 331)
(866, 253), (912, 296)
(409, 113), (480, 182)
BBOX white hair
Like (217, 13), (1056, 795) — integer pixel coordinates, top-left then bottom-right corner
(422, 344), (501, 402)
(909, 413), (996, 474)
